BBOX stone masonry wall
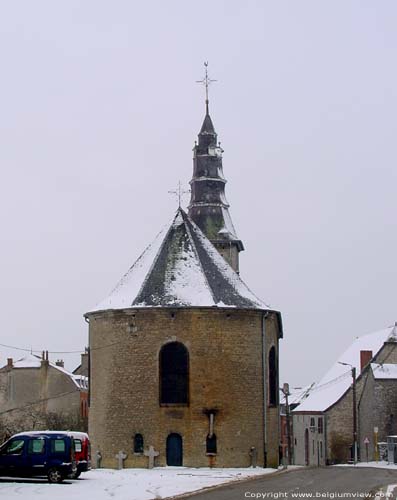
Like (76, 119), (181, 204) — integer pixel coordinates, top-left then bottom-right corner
(265, 313), (281, 468)
(88, 308), (280, 469)
(359, 374), (397, 460)
(326, 341), (397, 463)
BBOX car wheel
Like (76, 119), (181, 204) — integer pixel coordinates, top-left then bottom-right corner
(47, 468), (64, 483)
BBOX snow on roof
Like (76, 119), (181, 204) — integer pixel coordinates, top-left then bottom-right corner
(371, 363), (397, 380)
(13, 353), (42, 368)
(7, 354), (88, 390)
(295, 326), (397, 412)
(88, 209), (270, 312)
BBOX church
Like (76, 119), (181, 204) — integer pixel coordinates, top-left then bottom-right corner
(85, 80), (283, 468)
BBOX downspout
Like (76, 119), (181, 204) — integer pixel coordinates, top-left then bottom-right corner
(85, 316), (91, 407)
(262, 311), (268, 467)
(324, 412), (328, 465)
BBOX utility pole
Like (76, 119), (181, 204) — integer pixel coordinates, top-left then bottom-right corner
(281, 383), (292, 465)
(338, 362), (358, 464)
(352, 366), (357, 465)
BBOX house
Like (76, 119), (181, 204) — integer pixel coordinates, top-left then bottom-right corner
(0, 351), (88, 440)
(280, 384), (314, 464)
(293, 324), (397, 465)
(85, 85), (283, 468)
(359, 362), (397, 461)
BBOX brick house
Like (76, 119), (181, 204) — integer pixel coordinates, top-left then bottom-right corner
(0, 352), (88, 439)
(86, 95), (283, 468)
(293, 325), (397, 465)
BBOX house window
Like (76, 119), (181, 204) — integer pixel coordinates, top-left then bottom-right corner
(310, 417), (315, 428)
(320, 441), (323, 458)
(318, 417), (323, 434)
(160, 342), (189, 405)
(206, 434), (217, 454)
(134, 434), (144, 454)
(268, 346), (277, 406)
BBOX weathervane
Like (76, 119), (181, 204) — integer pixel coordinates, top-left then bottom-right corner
(168, 181), (190, 208)
(196, 61), (217, 114)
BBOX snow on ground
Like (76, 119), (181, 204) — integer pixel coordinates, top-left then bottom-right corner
(0, 466), (278, 500)
(335, 461), (397, 470)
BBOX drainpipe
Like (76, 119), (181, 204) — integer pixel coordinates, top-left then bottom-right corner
(85, 316), (91, 407)
(262, 312), (268, 467)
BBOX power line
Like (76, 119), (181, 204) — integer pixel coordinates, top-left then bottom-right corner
(0, 390), (79, 416)
(0, 342), (83, 354)
(0, 340), (123, 355)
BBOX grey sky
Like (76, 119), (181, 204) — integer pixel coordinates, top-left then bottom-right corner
(0, 1), (396, 386)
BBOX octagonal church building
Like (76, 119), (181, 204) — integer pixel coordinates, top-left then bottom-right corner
(86, 95), (283, 469)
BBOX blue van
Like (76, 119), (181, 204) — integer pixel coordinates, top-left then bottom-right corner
(0, 431), (76, 483)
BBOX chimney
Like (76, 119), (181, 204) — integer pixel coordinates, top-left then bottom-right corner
(360, 350), (373, 372)
(41, 350), (49, 367)
(7, 358), (13, 368)
(55, 359), (64, 368)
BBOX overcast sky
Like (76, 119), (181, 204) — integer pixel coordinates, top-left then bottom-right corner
(0, 1), (396, 386)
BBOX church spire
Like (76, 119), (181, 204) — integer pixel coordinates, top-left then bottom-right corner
(188, 64), (244, 273)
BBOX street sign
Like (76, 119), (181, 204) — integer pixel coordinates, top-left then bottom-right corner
(364, 437), (370, 444)
(374, 427), (379, 433)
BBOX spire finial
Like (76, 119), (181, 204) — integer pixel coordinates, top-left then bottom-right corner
(196, 61), (217, 115)
(168, 181), (190, 208)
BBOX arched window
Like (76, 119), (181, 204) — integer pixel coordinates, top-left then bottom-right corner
(134, 433), (144, 454)
(206, 434), (217, 454)
(269, 346), (277, 406)
(160, 342), (189, 405)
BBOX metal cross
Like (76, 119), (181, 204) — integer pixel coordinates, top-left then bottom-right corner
(168, 181), (190, 208)
(196, 61), (217, 112)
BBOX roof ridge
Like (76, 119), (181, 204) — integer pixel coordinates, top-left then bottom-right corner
(181, 210), (216, 306)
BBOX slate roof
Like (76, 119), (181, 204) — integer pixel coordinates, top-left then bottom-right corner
(89, 209), (269, 312)
(200, 113), (216, 135)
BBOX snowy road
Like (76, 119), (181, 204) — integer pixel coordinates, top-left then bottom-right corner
(0, 467), (277, 500)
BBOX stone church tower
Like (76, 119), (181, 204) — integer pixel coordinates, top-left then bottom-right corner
(188, 99), (243, 273)
(86, 95), (283, 469)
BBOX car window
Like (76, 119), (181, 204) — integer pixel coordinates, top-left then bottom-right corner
(28, 438), (45, 455)
(51, 439), (66, 453)
(74, 439), (82, 453)
(5, 439), (25, 455)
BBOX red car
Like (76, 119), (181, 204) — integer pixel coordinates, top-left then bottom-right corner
(69, 432), (91, 478)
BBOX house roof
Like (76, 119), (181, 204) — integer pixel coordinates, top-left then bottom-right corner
(294, 325), (397, 413)
(7, 354), (88, 390)
(88, 209), (270, 313)
(371, 363), (397, 380)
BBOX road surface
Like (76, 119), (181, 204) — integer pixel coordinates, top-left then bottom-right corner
(182, 467), (397, 500)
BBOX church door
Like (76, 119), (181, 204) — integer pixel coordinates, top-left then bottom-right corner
(166, 433), (183, 466)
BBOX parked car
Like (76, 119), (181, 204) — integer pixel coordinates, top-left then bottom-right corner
(68, 431), (91, 478)
(0, 431), (76, 483)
